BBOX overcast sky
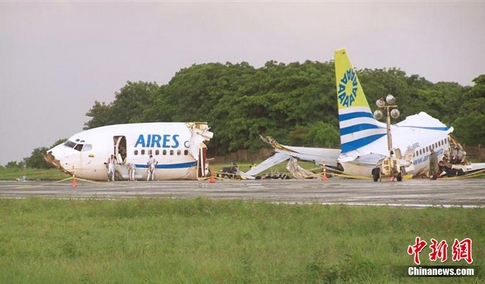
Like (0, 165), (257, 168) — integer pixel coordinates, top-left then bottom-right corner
(1, 2), (484, 165)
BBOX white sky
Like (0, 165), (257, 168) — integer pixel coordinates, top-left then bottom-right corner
(1, 2), (484, 165)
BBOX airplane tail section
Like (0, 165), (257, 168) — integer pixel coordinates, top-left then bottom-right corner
(334, 48), (386, 153)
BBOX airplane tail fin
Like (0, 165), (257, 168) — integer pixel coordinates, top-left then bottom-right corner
(334, 48), (386, 153)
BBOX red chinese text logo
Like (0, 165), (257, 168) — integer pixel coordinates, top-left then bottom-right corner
(407, 237), (473, 265)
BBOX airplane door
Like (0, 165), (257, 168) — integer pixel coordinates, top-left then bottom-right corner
(197, 147), (207, 178)
(113, 136), (127, 164)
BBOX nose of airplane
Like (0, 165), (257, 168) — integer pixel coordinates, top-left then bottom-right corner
(44, 145), (63, 170)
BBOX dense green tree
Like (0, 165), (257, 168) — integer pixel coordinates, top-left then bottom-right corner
(76, 61), (485, 160)
(84, 81), (160, 129)
(6, 161), (24, 169)
(84, 101), (114, 129)
(301, 121), (340, 148)
(452, 75), (485, 145)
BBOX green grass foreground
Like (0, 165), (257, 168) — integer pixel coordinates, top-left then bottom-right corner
(0, 198), (483, 283)
(0, 168), (68, 181)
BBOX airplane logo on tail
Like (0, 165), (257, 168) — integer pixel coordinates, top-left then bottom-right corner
(338, 68), (358, 107)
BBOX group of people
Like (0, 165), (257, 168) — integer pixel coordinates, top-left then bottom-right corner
(106, 154), (158, 181)
(429, 147), (467, 180)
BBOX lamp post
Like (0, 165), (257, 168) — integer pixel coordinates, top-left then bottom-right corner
(373, 94), (400, 156)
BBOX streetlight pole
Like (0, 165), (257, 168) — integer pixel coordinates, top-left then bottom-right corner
(374, 95), (400, 157)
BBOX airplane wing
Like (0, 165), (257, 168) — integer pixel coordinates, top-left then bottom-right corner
(259, 135), (341, 166)
(464, 162), (485, 174)
(244, 152), (291, 177)
(340, 153), (412, 168)
(339, 153), (387, 166)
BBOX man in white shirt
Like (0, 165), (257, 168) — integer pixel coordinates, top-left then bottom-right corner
(147, 155), (158, 181)
(107, 154), (116, 181)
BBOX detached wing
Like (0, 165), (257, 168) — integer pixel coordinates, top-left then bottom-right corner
(244, 152), (291, 177)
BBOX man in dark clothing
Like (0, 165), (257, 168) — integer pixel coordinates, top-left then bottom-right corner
(429, 148), (439, 180)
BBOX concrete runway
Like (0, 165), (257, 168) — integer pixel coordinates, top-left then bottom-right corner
(1, 177), (484, 208)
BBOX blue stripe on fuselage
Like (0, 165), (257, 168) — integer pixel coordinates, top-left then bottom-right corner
(341, 133), (386, 153)
(136, 161), (197, 169)
(395, 125), (451, 131)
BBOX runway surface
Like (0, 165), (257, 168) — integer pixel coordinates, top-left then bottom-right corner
(1, 177), (484, 208)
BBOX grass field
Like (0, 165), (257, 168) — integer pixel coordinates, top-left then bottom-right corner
(0, 198), (483, 283)
(0, 168), (68, 181)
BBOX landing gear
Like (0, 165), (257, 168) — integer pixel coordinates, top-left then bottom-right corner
(372, 167), (380, 182)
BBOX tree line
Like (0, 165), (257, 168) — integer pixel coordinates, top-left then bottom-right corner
(7, 60), (485, 168)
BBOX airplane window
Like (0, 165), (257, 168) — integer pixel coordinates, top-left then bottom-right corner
(74, 144), (83, 151)
(170, 150), (174, 155)
(134, 150), (138, 155)
(148, 149), (152, 155)
(184, 150), (189, 155)
(82, 144), (92, 152)
(141, 150), (145, 155)
(177, 150), (181, 155)
(155, 150), (159, 155)
(64, 141), (76, 148)
(163, 150), (167, 155)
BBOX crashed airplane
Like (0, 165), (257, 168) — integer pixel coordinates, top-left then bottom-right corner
(243, 48), (485, 179)
(45, 122), (213, 181)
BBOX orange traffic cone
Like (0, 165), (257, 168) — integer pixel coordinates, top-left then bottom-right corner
(71, 166), (77, 187)
(321, 166), (328, 181)
(71, 173), (77, 187)
(321, 173), (328, 181)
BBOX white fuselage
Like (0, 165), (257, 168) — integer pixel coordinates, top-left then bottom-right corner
(46, 122), (212, 181)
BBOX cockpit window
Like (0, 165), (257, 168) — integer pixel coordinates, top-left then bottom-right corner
(64, 141), (77, 148)
(64, 140), (87, 152)
(82, 144), (92, 152)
